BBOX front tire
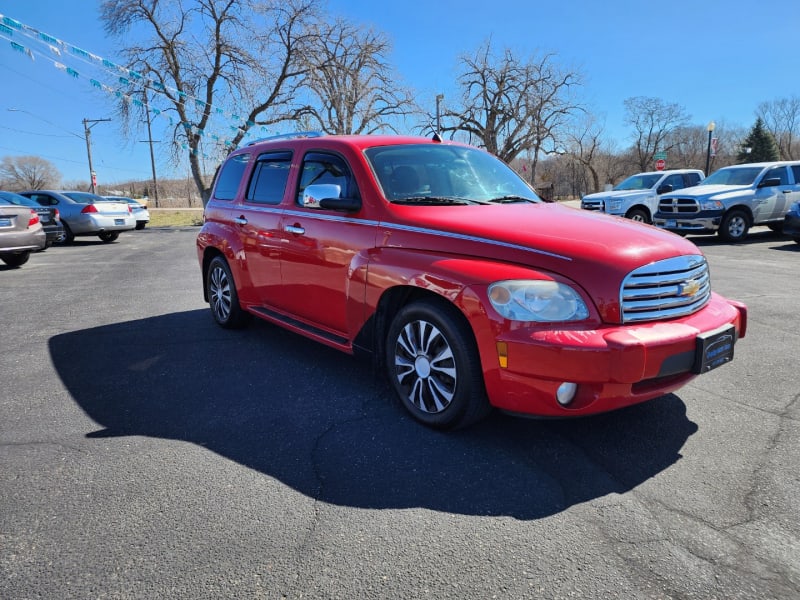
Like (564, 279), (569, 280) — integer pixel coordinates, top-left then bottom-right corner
(719, 209), (750, 242)
(99, 232), (119, 243)
(385, 299), (490, 429)
(625, 208), (649, 223)
(206, 256), (249, 328)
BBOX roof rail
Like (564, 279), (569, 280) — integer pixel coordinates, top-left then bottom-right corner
(246, 131), (326, 146)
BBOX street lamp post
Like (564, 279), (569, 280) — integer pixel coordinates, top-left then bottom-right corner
(705, 121), (716, 175)
(83, 118), (111, 194)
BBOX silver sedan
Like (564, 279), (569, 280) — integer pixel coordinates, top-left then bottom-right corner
(0, 202), (45, 267)
(19, 190), (135, 243)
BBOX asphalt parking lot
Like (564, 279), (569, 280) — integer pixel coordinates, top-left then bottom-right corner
(1, 225), (798, 599)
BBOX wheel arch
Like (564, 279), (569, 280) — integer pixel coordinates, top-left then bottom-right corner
(356, 285), (479, 373)
(625, 204), (652, 222)
(201, 246), (227, 302)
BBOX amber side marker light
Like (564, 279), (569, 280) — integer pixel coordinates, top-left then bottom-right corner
(496, 341), (508, 368)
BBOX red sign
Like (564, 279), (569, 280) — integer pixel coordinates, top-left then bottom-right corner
(655, 159), (666, 171)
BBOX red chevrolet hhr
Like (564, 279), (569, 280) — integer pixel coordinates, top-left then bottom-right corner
(197, 133), (747, 429)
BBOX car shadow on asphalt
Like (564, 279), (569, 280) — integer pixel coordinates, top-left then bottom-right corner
(49, 309), (697, 521)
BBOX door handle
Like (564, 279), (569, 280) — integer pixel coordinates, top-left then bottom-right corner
(285, 224), (305, 235)
(233, 215), (247, 225)
(782, 190), (792, 193)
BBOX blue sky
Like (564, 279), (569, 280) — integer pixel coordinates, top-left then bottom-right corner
(1, 0), (798, 185)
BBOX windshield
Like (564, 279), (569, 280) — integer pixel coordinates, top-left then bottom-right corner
(364, 144), (540, 204)
(701, 166), (763, 186)
(613, 174), (662, 191)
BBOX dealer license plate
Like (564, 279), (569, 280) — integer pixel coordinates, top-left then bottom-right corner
(693, 325), (735, 374)
(666, 219), (677, 228)
(0, 218), (11, 227)
(114, 219), (125, 225)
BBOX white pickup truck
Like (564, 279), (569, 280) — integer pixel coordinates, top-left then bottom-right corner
(581, 169), (705, 224)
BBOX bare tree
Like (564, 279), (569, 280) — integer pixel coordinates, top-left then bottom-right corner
(101, 0), (323, 202)
(441, 40), (583, 181)
(663, 125), (708, 171)
(564, 112), (611, 194)
(0, 156), (61, 190)
(298, 18), (415, 134)
(757, 96), (800, 160)
(623, 96), (690, 171)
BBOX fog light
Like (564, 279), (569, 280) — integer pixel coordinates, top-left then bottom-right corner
(556, 382), (578, 406)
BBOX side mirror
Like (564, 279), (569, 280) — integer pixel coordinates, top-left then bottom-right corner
(657, 184), (674, 194)
(758, 177), (781, 188)
(302, 184), (361, 212)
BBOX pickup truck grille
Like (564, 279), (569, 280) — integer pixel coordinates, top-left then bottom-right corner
(658, 197), (699, 214)
(621, 255), (710, 323)
(581, 199), (604, 211)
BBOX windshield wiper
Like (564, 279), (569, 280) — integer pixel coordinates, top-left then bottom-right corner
(391, 196), (480, 205)
(487, 195), (536, 204)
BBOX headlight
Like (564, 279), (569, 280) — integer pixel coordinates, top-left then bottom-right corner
(488, 280), (590, 322)
(700, 200), (724, 211)
(608, 199), (622, 211)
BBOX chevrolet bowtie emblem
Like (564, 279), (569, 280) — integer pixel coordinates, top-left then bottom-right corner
(678, 279), (701, 297)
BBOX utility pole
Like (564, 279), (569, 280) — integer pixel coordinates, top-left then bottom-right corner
(83, 117), (111, 194)
(141, 92), (160, 207)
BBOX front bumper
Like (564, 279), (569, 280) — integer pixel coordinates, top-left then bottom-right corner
(653, 211), (721, 234)
(472, 293), (746, 417)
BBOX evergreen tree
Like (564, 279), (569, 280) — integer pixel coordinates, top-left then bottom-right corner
(737, 117), (780, 163)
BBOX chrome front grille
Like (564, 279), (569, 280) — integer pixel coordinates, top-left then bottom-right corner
(581, 200), (604, 211)
(621, 255), (711, 323)
(658, 197), (699, 214)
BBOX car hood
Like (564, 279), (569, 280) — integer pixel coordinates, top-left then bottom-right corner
(386, 202), (702, 322)
(583, 189), (652, 201)
(663, 184), (751, 199)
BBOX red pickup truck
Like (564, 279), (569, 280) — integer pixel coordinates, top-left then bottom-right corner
(197, 133), (747, 429)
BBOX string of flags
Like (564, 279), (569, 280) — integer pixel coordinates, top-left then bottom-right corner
(0, 13), (286, 157)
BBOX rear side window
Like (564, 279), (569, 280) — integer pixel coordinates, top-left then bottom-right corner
(764, 166), (789, 186)
(246, 151), (292, 205)
(213, 153), (250, 201)
(791, 165), (800, 184)
(685, 172), (702, 187)
(296, 152), (356, 206)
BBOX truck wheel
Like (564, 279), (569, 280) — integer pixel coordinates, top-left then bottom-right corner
(625, 208), (649, 223)
(719, 210), (750, 242)
(385, 299), (491, 430)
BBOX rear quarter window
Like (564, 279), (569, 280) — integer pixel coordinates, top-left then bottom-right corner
(213, 153), (251, 201)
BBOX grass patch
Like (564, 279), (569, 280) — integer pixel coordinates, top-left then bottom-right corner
(148, 209), (204, 227)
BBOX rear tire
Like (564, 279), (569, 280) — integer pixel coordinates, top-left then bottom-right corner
(206, 256), (250, 328)
(718, 209), (750, 242)
(61, 223), (75, 244)
(1, 252), (30, 267)
(385, 299), (491, 429)
(135, 222), (146, 230)
(99, 232), (119, 243)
